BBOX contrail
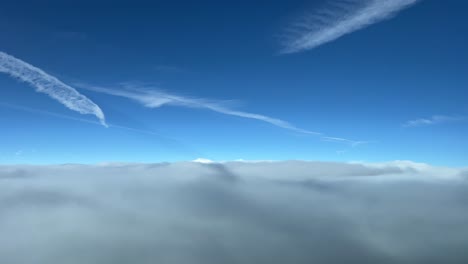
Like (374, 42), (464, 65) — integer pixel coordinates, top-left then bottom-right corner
(281, 0), (421, 54)
(0, 51), (107, 126)
(78, 83), (365, 146)
(0, 102), (180, 140)
(0, 102), (204, 157)
(80, 83), (321, 135)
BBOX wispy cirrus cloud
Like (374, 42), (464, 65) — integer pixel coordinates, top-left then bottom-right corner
(322, 136), (368, 147)
(403, 115), (465, 127)
(77, 83), (365, 146)
(80, 83), (319, 134)
(0, 51), (107, 126)
(280, 0), (421, 54)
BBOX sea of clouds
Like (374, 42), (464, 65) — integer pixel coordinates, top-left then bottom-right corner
(1, 161), (467, 264)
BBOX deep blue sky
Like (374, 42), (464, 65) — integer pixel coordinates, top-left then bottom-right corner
(0, 0), (467, 165)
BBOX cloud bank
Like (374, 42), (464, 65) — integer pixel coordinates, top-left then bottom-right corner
(403, 115), (465, 127)
(0, 51), (106, 126)
(78, 83), (364, 145)
(281, 0), (421, 53)
(1, 161), (467, 263)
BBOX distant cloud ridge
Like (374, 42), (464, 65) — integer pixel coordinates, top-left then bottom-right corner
(0, 51), (107, 126)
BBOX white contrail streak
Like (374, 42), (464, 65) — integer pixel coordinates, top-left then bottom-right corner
(78, 83), (365, 145)
(281, 0), (421, 54)
(0, 51), (107, 126)
(0, 102), (203, 157)
(0, 102), (161, 137)
(81, 84), (320, 135)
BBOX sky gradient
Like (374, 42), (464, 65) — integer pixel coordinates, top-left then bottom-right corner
(1, 0), (467, 165)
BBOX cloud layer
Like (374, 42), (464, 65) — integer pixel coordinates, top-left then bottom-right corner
(1, 161), (467, 263)
(0, 51), (107, 126)
(281, 0), (421, 53)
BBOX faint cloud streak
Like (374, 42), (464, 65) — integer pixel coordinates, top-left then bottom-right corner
(77, 83), (364, 145)
(403, 115), (465, 127)
(280, 0), (421, 54)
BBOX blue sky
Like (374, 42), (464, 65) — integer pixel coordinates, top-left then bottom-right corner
(0, 0), (467, 165)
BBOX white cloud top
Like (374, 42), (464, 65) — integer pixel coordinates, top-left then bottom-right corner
(1, 161), (467, 263)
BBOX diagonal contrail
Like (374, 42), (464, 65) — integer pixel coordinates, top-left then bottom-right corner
(0, 102), (184, 143)
(0, 51), (107, 126)
(80, 83), (321, 135)
(281, 0), (421, 54)
(78, 83), (365, 146)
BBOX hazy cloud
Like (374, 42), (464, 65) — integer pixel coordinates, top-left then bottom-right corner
(1, 161), (467, 263)
(281, 0), (421, 54)
(0, 51), (107, 126)
(403, 115), (465, 127)
(153, 65), (190, 75)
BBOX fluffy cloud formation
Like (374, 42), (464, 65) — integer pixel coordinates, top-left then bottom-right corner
(1, 161), (467, 264)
